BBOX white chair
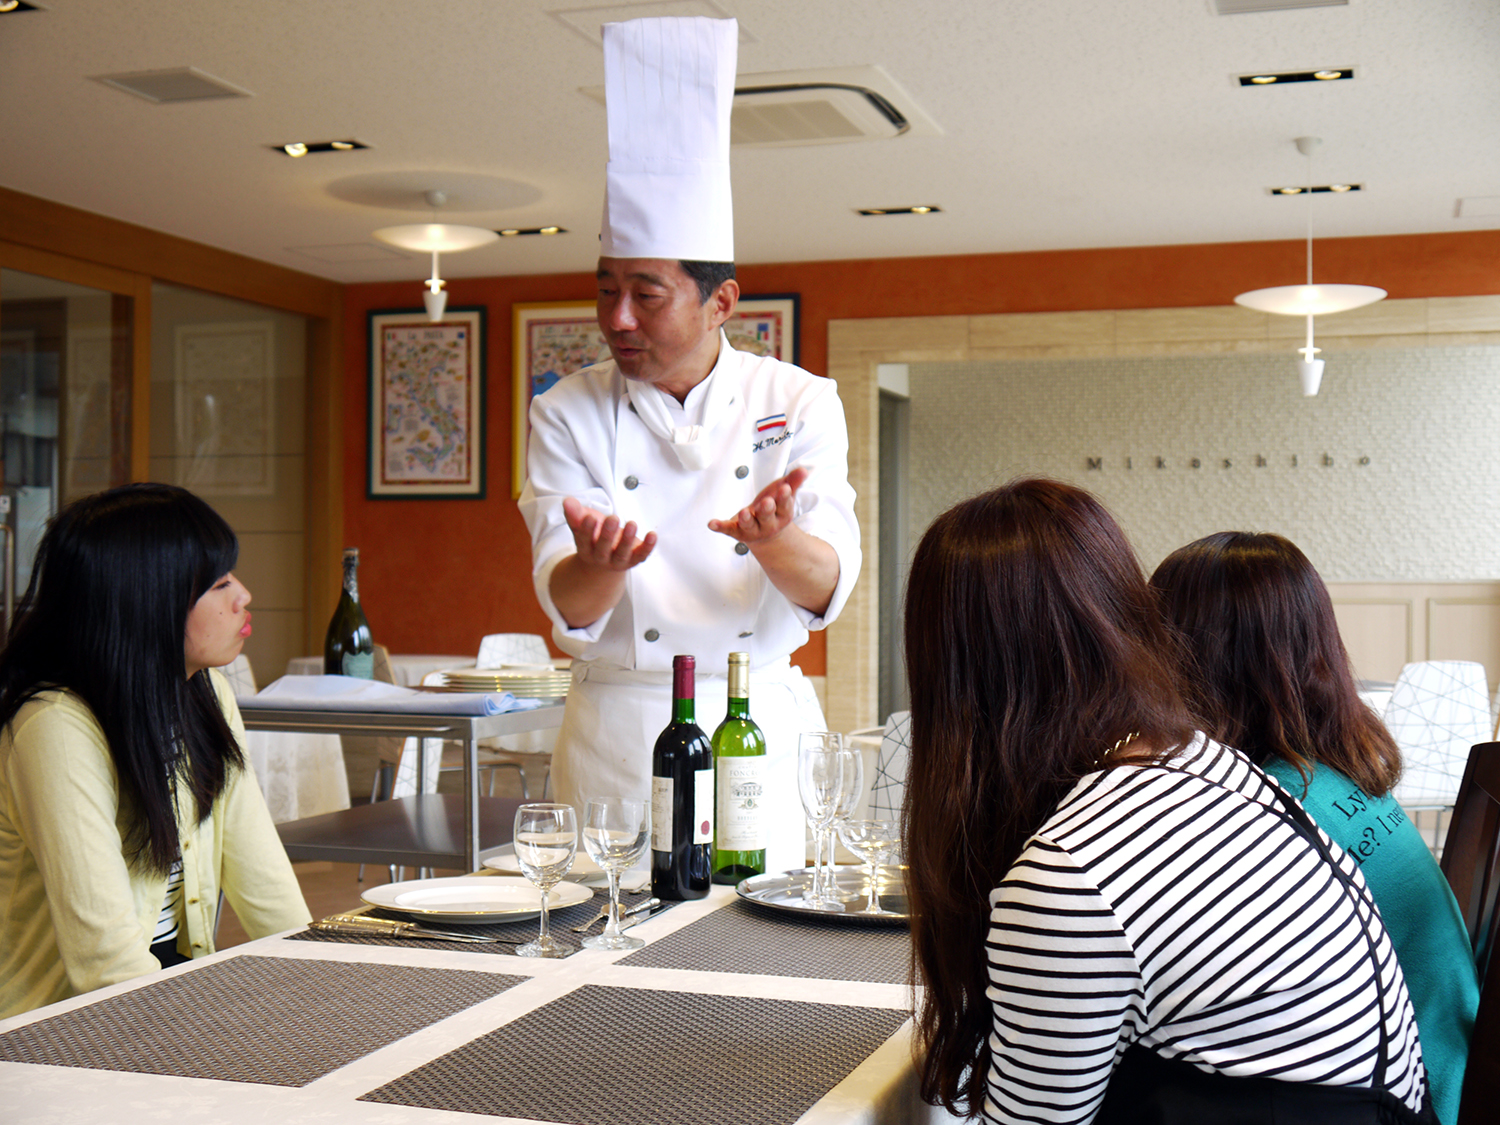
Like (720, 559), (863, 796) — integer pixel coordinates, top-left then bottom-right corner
(868, 711), (912, 822)
(476, 633), (551, 668)
(1385, 660), (1490, 857)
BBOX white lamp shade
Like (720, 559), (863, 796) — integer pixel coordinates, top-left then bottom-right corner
(1234, 283), (1387, 317)
(373, 223), (499, 253)
(423, 287), (448, 322)
(1297, 358), (1325, 397)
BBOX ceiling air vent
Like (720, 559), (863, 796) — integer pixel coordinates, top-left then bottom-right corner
(92, 67), (253, 104)
(1215, 0), (1346, 12)
(578, 64), (939, 148)
(731, 84), (906, 146)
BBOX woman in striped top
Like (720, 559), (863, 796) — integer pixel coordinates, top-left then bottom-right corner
(901, 480), (1431, 1124)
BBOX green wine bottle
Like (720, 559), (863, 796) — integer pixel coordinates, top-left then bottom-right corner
(711, 652), (767, 883)
(324, 547), (375, 678)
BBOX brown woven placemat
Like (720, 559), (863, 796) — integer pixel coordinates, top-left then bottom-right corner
(615, 899), (911, 982)
(287, 886), (664, 956)
(360, 983), (910, 1124)
(0, 955), (523, 1086)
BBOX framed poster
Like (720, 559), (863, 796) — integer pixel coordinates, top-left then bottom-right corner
(511, 292), (801, 496)
(368, 307), (486, 499)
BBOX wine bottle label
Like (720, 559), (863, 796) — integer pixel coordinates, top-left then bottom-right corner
(341, 650), (374, 679)
(651, 775), (673, 852)
(716, 757), (767, 850)
(693, 768), (714, 845)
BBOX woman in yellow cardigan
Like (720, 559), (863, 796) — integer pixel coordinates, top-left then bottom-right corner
(0, 483), (309, 1018)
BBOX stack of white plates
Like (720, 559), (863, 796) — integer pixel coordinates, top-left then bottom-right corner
(441, 665), (572, 700)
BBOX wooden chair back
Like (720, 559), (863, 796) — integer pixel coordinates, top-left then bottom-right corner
(1440, 742), (1500, 1123)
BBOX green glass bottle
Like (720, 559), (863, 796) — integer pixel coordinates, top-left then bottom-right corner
(711, 652), (768, 883)
(323, 547), (375, 678)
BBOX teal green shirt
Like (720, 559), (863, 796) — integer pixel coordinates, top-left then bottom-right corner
(1264, 758), (1479, 1125)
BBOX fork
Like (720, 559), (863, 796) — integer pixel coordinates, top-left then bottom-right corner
(571, 895), (659, 933)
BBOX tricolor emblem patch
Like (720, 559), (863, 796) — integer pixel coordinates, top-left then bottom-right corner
(756, 413), (787, 434)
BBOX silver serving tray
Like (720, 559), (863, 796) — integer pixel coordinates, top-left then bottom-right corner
(735, 866), (909, 926)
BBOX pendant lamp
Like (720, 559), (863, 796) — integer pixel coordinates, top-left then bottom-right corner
(373, 191), (499, 322)
(1233, 137), (1385, 396)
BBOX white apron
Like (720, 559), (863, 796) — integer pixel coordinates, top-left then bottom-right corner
(552, 657), (822, 875)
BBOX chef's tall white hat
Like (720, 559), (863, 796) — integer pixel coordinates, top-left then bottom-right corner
(600, 16), (737, 262)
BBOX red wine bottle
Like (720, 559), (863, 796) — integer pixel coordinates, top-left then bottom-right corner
(651, 654), (713, 901)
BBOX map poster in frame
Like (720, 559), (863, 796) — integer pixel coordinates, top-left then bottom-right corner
(510, 293), (800, 497)
(368, 307), (486, 499)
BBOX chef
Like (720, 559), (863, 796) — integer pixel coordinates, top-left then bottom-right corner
(517, 16), (861, 875)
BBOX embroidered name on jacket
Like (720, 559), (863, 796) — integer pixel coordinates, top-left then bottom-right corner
(753, 413), (789, 452)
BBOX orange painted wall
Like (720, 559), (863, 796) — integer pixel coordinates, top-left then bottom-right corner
(342, 229), (1500, 667)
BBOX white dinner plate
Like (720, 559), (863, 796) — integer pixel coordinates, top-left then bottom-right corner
(360, 875), (592, 924)
(484, 851), (608, 885)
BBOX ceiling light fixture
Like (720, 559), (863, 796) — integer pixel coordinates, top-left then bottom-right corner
(1237, 67), (1353, 87)
(373, 190), (499, 322)
(274, 139), (367, 157)
(1235, 137), (1385, 397)
(496, 226), (569, 237)
(856, 205), (942, 216)
(1272, 182), (1364, 195)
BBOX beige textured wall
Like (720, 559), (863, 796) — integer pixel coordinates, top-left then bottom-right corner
(825, 298), (1500, 730)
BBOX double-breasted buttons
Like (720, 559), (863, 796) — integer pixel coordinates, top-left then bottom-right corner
(624, 475), (639, 490)
(644, 628), (660, 642)
(735, 465), (749, 479)
(735, 542), (750, 555)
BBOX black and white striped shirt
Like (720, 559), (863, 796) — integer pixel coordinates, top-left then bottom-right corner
(984, 737), (1426, 1124)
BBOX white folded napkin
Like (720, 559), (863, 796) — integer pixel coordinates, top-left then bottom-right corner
(240, 674), (546, 716)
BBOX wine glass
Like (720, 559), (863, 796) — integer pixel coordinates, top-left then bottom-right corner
(512, 802), (577, 958)
(823, 742), (865, 903)
(797, 732), (846, 910)
(580, 797), (651, 951)
(837, 819), (902, 915)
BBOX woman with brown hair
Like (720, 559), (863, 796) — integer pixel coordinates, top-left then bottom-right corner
(903, 480), (1430, 1124)
(1150, 531), (1477, 1125)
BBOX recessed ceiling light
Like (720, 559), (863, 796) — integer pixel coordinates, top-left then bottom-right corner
(856, 205), (942, 217)
(272, 139), (367, 157)
(1238, 67), (1353, 87)
(494, 226), (569, 237)
(1272, 183), (1364, 195)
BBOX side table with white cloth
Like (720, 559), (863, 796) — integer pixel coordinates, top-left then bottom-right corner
(240, 676), (564, 872)
(0, 885), (947, 1125)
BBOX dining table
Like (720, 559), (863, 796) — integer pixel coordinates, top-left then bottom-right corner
(0, 881), (946, 1125)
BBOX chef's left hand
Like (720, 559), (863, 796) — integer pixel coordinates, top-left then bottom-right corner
(708, 467), (809, 545)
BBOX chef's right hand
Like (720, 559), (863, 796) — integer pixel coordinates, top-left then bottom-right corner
(563, 496), (657, 572)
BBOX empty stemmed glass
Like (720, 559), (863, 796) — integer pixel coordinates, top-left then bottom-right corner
(580, 796), (651, 951)
(822, 742), (865, 903)
(512, 802), (577, 958)
(797, 732), (847, 910)
(837, 819), (902, 915)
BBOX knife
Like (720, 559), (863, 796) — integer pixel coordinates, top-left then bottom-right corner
(310, 916), (518, 944)
(571, 896), (661, 933)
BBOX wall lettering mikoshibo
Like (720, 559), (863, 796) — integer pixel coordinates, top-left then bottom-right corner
(908, 345), (1500, 581)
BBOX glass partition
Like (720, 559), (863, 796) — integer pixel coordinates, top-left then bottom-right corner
(0, 269), (132, 614)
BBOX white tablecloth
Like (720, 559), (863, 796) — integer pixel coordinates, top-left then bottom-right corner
(285, 654), (474, 687)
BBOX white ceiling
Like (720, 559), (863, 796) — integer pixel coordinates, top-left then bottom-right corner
(3, 0), (1498, 285)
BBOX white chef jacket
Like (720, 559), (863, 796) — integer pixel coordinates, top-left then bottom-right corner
(517, 333), (861, 873)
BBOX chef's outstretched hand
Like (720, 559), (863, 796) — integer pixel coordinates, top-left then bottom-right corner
(708, 467), (809, 545)
(564, 496), (656, 571)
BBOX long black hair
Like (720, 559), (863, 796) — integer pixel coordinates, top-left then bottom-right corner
(903, 480), (1196, 1118)
(0, 483), (245, 875)
(1150, 531), (1401, 797)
